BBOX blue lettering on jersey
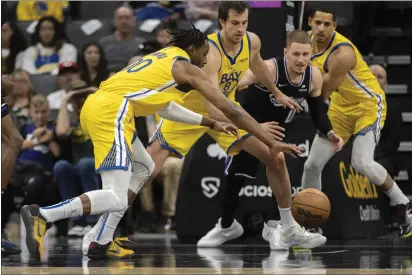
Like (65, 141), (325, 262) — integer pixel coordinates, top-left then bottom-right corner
(220, 71), (242, 94)
(150, 52), (168, 59)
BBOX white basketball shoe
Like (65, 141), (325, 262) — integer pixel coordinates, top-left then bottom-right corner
(197, 218), (244, 247)
(279, 222), (327, 249)
(262, 220), (288, 250)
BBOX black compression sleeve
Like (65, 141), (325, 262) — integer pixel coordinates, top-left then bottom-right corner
(306, 95), (333, 136)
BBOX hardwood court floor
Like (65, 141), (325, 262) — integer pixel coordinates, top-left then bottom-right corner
(2, 233), (412, 274)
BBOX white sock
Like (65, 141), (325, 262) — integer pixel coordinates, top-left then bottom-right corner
(40, 197), (83, 223)
(384, 181), (410, 206)
(278, 207), (295, 228)
(95, 207), (128, 245)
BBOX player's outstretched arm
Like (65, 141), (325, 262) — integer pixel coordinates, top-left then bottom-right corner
(201, 44), (233, 123)
(172, 59), (299, 155)
(237, 59), (277, 91)
(248, 32), (302, 112)
(322, 45), (356, 100)
(307, 66), (343, 151)
(157, 101), (239, 136)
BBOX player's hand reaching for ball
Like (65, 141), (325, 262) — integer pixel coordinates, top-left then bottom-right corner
(261, 121), (285, 141)
(327, 131), (344, 152)
(275, 93), (303, 113)
(212, 121), (240, 138)
(269, 142), (302, 159)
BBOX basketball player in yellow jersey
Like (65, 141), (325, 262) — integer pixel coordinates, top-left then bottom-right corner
(302, 8), (412, 238)
(88, 2), (327, 251)
(21, 26), (303, 261)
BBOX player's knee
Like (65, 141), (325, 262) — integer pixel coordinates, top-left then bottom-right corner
(265, 152), (284, 171)
(133, 155), (155, 180)
(303, 157), (322, 172)
(276, 152), (285, 162)
(351, 156), (373, 176)
(163, 157), (183, 176)
(109, 189), (128, 212)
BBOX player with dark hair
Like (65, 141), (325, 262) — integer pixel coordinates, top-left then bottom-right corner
(83, 2), (327, 252)
(1, 75), (24, 256)
(302, 8), (412, 238)
(20, 25), (302, 260)
(198, 30), (343, 249)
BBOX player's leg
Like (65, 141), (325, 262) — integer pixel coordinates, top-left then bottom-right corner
(351, 131), (411, 237)
(82, 137), (158, 254)
(1, 115), (23, 191)
(83, 119), (204, 250)
(197, 151), (258, 247)
(1, 109), (23, 255)
(238, 137), (327, 249)
(210, 129), (327, 249)
(21, 94), (135, 260)
(301, 107), (352, 190)
(301, 134), (336, 190)
(20, 166), (131, 259)
(83, 128), (186, 247)
(159, 157), (184, 231)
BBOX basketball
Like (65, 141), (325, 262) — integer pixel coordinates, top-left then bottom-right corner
(291, 188), (331, 228)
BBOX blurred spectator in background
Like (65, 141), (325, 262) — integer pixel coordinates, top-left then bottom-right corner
(99, 6), (145, 70)
(17, 95), (60, 175)
(135, 1), (184, 23)
(7, 69), (35, 129)
(79, 42), (109, 88)
(4, 95), (59, 237)
(156, 24), (172, 47)
(184, 1), (219, 21)
(54, 80), (99, 237)
(47, 61), (80, 111)
(16, 1), (69, 23)
(371, 64), (403, 179)
(20, 16), (77, 75)
(1, 22), (27, 74)
(8, 95), (59, 211)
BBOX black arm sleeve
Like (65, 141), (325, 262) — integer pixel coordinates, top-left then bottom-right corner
(306, 95), (333, 136)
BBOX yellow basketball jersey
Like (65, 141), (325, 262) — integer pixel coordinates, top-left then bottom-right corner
(98, 46), (190, 98)
(208, 31), (251, 99)
(175, 31), (251, 115)
(310, 31), (386, 107)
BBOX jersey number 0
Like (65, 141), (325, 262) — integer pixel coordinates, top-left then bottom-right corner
(124, 59), (153, 73)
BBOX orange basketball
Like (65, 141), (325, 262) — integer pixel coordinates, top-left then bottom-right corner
(291, 188), (331, 228)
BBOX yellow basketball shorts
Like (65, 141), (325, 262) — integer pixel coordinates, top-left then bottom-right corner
(328, 100), (387, 144)
(80, 88), (185, 172)
(149, 118), (251, 159)
(80, 93), (136, 172)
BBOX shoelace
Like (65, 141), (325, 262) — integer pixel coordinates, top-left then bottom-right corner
(300, 227), (312, 237)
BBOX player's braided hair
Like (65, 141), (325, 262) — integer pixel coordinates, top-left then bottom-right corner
(167, 23), (207, 50)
